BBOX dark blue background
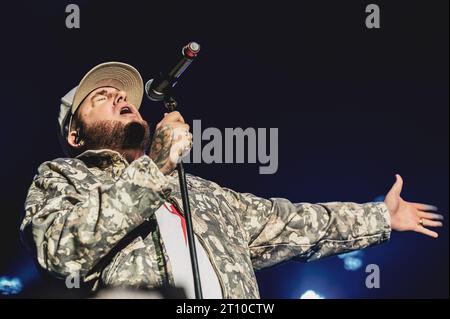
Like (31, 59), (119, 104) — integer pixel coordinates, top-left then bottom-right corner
(0, 0), (448, 298)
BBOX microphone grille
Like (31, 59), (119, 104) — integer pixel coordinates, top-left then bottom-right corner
(145, 79), (164, 102)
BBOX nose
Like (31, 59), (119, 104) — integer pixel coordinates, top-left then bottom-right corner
(114, 90), (128, 105)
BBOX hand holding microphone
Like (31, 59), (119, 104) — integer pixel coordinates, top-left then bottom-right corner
(148, 111), (192, 175)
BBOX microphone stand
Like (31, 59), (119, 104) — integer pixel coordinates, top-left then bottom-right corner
(163, 94), (203, 299)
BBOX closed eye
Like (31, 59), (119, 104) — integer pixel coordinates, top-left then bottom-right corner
(91, 89), (110, 103)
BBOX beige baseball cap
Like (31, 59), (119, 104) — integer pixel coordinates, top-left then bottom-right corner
(58, 61), (144, 155)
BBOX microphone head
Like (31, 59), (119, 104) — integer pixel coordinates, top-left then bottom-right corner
(145, 78), (165, 102)
(146, 41), (200, 104)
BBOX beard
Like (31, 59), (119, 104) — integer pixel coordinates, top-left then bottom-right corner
(80, 119), (151, 154)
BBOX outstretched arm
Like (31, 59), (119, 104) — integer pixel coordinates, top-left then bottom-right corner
(224, 174), (443, 270)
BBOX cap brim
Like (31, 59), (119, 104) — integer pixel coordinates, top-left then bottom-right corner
(71, 62), (144, 114)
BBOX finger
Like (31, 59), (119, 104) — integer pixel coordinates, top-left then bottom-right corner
(411, 202), (438, 211)
(172, 125), (190, 142)
(169, 145), (182, 164)
(386, 174), (402, 197)
(170, 140), (192, 163)
(419, 211), (444, 220)
(393, 174), (403, 195)
(422, 219), (443, 227)
(170, 123), (190, 131)
(165, 111), (185, 123)
(415, 225), (438, 238)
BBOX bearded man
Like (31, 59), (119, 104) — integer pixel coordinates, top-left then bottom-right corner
(21, 62), (444, 299)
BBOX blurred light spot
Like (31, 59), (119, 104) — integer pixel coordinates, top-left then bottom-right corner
(374, 195), (385, 202)
(343, 257), (363, 271)
(300, 290), (325, 299)
(0, 277), (23, 295)
(338, 250), (364, 271)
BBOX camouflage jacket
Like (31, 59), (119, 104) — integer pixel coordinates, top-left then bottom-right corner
(21, 149), (391, 298)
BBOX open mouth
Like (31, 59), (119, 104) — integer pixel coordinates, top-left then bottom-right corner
(119, 106), (133, 115)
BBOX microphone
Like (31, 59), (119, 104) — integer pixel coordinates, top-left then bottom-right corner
(145, 42), (200, 102)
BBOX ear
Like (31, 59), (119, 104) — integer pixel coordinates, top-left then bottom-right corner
(67, 130), (83, 148)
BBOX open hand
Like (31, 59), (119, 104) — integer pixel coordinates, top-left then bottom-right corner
(384, 174), (444, 238)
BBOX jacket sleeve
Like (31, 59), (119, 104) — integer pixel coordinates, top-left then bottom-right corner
(223, 189), (391, 270)
(21, 155), (170, 279)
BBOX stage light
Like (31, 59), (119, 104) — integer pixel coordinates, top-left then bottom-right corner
(338, 250), (364, 271)
(300, 290), (325, 299)
(0, 276), (23, 295)
(343, 256), (363, 271)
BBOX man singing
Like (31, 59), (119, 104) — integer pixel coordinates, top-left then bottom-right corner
(21, 62), (443, 298)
